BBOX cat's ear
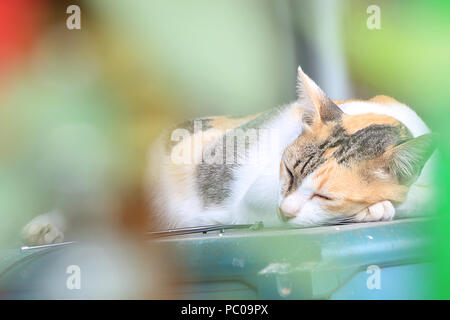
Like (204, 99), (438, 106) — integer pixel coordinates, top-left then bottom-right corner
(388, 133), (437, 185)
(297, 66), (342, 124)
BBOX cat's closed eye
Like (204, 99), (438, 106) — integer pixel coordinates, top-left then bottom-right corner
(311, 193), (332, 201)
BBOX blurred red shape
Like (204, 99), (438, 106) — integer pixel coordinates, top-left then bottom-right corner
(0, 0), (47, 82)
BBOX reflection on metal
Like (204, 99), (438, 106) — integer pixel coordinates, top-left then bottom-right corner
(20, 241), (76, 252)
(18, 222), (266, 251)
(146, 221), (264, 238)
(258, 262), (292, 275)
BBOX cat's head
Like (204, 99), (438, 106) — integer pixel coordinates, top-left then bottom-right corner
(278, 67), (436, 226)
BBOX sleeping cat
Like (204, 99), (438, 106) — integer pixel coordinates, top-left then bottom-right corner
(22, 66), (436, 244)
(147, 66), (436, 229)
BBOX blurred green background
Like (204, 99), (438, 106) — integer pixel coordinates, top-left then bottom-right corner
(0, 0), (449, 298)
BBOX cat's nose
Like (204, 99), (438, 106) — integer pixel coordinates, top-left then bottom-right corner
(279, 196), (301, 221)
(277, 206), (297, 222)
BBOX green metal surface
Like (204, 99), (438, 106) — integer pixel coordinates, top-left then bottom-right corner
(0, 217), (436, 299)
(157, 217), (435, 299)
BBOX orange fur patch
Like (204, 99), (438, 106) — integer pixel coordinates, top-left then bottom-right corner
(368, 95), (400, 105)
(334, 95), (400, 107)
(323, 146), (338, 159)
(307, 119), (335, 141)
(313, 158), (408, 216)
(333, 98), (364, 105)
(342, 113), (400, 135)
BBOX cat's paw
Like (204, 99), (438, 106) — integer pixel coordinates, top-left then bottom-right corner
(21, 222), (64, 246)
(354, 200), (395, 223)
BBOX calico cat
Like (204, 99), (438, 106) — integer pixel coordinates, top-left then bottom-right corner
(22, 66), (436, 245)
(147, 66), (436, 229)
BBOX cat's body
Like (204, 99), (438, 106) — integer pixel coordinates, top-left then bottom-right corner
(148, 68), (436, 230)
(22, 67), (436, 245)
(148, 100), (434, 230)
(147, 107), (302, 228)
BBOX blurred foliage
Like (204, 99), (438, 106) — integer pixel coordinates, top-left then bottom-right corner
(343, 0), (450, 126)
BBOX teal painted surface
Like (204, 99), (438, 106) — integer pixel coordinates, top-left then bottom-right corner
(331, 263), (434, 300)
(0, 218), (436, 299)
(157, 218), (435, 299)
